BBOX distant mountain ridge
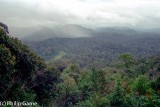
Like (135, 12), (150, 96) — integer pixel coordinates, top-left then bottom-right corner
(10, 24), (160, 41)
(18, 24), (94, 41)
(24, 25), (139, 41)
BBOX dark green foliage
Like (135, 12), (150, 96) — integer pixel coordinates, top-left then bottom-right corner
(118, 54), (135, 68)
(63, 64), (80, 82)
(153, 77), (160, 92)
(109, 80), (127, 107)
(54, 64), (83, 107)
(32, 67), (60, 105)
(0, 30), (60, 106)
(0, 44), (15, 73)
(131, 75), (152, 96)
(90, 69), (106, 92)
(53, 59), (160, 107)
(77, 71), (93, 99)
(117, 54), (138, 77)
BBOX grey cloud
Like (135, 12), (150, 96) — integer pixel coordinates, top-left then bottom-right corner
(0, 0), (160, 30)
(0, 0), (79, 27)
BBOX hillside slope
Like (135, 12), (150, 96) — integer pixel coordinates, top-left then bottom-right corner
(0, 29), (59, 105)
(27, 31), (160, 68)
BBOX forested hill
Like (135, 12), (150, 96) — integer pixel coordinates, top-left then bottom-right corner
(0, 29), (60, 106)
(2, 27), (160, 106)
(26, 30), (160, 68)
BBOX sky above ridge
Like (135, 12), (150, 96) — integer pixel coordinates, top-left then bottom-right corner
(0, 0), (160, 29)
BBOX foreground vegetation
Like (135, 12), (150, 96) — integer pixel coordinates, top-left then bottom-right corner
(1, 29), (160, 106)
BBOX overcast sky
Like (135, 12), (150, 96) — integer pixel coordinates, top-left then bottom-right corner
(0, 0), (160, 29)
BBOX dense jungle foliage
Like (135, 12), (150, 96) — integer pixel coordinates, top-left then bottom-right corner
(1, 29), (160, 106)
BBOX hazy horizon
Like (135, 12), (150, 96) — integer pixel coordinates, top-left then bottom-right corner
(0, 0), (160, 29)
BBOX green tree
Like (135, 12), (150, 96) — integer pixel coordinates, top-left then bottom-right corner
(109, 79), (127, 107)
(55, 64), (82, 107)
(118, 54), (137, 77)
(119, 53), (135, 68)
(131, 75), (152, 96)
(63, 64), (80, 82)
